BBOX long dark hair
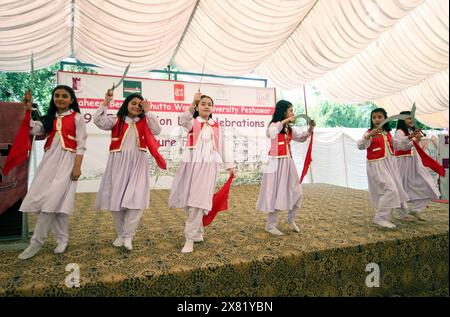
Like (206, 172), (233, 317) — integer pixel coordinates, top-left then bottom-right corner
(193, 95), (214, 119)
(114, 93), (144, 138)
(396, 111), (413, 136)
(270, 99), (293, 134)
(42, 85), (80, 133)
(370, 107), (391, 132)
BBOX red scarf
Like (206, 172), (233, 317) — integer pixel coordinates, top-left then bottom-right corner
(202, 175), (234, 226)
(300, 131), (313, 183)
(141, 121), (167, 170)
(413, 140), (445, 177)
(3, 110), (31, 176)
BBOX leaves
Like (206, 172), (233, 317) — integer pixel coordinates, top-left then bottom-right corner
(0, 63), (96, 114)
(282, 87), (433, 129)
(312, 100), (376, 128)
(0, 63), (59, 113)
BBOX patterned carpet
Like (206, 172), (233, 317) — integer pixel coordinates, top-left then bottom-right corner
(0, 184), (448, 296)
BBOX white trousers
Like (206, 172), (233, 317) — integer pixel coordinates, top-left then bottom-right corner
(30, 212), (70, 246)
(184, 207), (206, 241)
(111, 209), (143, 240)
(266, 208), (298, 230)
(396, 202), (410, 218)
(374, 207), (393, 222)
(409, 199), (429, 213)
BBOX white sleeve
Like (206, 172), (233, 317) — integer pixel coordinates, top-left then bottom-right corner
(220, 128), (234, 170)
(393, 129), (413, 151)
(93, 105), (116, 131)
(291, 127), (310, 143)
(357, 132), (371, 150)
(145, 112), (161, 135)
(179, 110), (194, 131)
(267, 122), (283, 139)
(75, 113), (87, 155)
(29, 119), (45, 136)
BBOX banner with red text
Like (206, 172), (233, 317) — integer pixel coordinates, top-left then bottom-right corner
(57, 71), (276, 192)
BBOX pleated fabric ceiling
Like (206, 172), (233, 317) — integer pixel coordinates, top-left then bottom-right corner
(0, 0), (448, 127)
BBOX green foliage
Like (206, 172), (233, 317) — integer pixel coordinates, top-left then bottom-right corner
(277, 87), (377, 128)
(63, 64), (98, 74)
(0, 64), (59, 113)
(280, 86), (433, 129)
(309, 100), (377, 128)
(0, 62), (97, 114)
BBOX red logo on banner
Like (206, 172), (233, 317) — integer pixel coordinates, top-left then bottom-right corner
(174, 84), (184, 101)
(72, 77), (81, 91)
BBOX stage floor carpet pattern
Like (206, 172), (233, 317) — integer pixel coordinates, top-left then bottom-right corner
(0, 184), (448, 296)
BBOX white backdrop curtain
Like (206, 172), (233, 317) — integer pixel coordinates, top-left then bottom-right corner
(29, 127), (442, 192)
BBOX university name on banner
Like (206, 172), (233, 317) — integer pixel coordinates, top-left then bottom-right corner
(58, 71), (276, 192)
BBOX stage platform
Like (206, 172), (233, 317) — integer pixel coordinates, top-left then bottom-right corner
(0, 184), (448, 296)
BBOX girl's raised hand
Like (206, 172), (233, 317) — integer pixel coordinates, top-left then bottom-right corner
(189, 92), (202, 113)
(22, 90), (32, 110)
(408, 130), (422, 140)
(103, 87), (114, 107)
(282, 116), (295, 125)
(140, 99), (151, 113)
(308, 120), (316, 133)
(410, 130), (423, 142)
(366, 128), (382, 139)
(370, 128), (382, 136)
(228, 167), (236, 178)
(415, 134), (423, 143)
(193, 92), (202, 105)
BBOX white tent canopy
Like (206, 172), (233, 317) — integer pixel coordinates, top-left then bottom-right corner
(1, 0), (448, 127)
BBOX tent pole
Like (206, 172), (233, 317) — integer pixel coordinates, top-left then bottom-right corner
(70, 0), (76, 58)
(303, 85), (308, 116)
(341, 132), (349, 188)
(303, 85), (313, 183)
(168, 0), (201, 66)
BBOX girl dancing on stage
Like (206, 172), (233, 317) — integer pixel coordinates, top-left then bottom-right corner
(18, 86), (87, 259)
(256, 100), (314, 235)
(357, 108), (409, 229)
(169, 92), (236, 253)
(394, 111), (440, 221)
(94, 88), (164, 251)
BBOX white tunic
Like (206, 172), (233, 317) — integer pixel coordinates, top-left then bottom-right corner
(168, 110), (234, 212)
(20, 109), (87, 215)
(94, 105), (161, 211)
(357, 131), (409, 209)
(256, 122), (310, 213)
(394, 129), (440, 202)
